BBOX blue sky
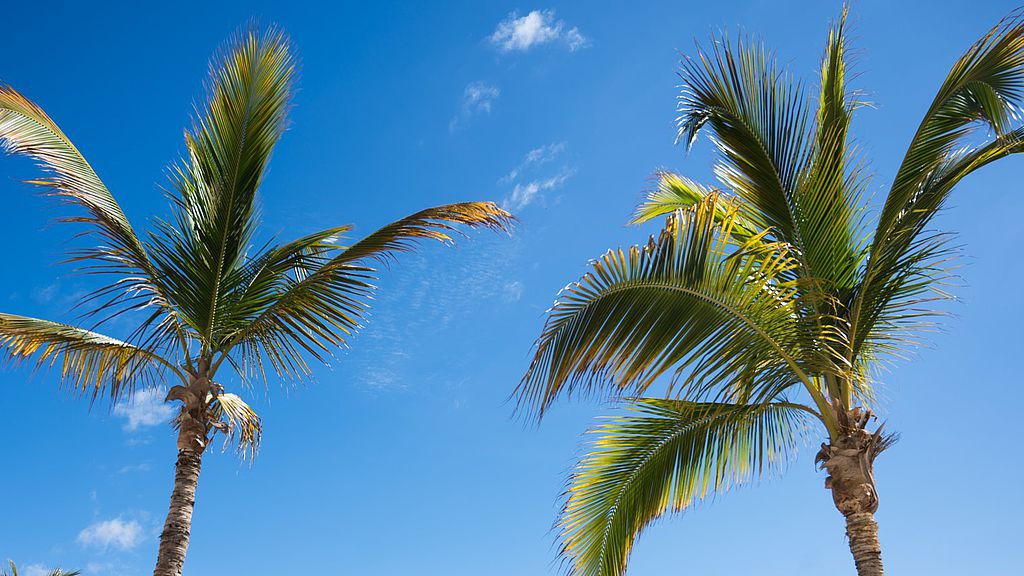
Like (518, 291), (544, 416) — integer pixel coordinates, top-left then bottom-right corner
(2, 1), (1023, 574)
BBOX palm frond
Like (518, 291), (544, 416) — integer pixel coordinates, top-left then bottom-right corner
(853, 14), (1024, 360)
(0, 87), (181, 339)
(208, 391), (262, 459)
(217, 202), (512, 382)
(559, 398), (812, 576)
(796, 7), (869, 293)
(516, 194), (840, 418)
(631, 173), (761, 245)
(676, 33), (813, 251)
(150, 26), (295, 347)
(0, 313), (181, 401)
(333, 202), (514, 265)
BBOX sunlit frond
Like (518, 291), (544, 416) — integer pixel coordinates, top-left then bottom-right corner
(559, 398), (813, 576)
(0, 313), (181, 401)
(631, 173), (761, 245)
(676, 34), (812, 249)
(149, 26), (296, 346)
(208, 391), (262, 459)
(0, 87), (181, 341)
(796, 7), (869, 293)
(517, 194), (840, 417)
(853, 13), (1024, 360)
(334, 202), (514, 265)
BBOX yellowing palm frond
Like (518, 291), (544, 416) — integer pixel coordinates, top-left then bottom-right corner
(0, 313), (181, 400)
(208, 391), (262, 459)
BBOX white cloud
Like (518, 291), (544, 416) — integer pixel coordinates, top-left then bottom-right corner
(500, 141), (566, 183)
(503, 281), (524, 302)
(500, 142), (574, 212)
(450, 81), (500, 132)
(20, 565), (51, 576)
(504, 170), (573, 211)
(489, 10), (588, 53)
(77, 518), (142, 551)
(113, 388), (175, 431)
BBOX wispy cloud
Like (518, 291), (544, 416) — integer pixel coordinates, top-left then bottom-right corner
(500, 141), (566, 183)
(503, 281), (524, 302)
(113, 388), (174, 431)
(505, 171), (573, 212)
(500, 142), (574, 212)
(20, 565), (53, 576)
(489, 10), (589, 53)
(77, 518), (142, 551)
(450, 81), (500, 132)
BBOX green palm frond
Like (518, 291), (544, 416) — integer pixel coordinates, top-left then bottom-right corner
(631, 172), (763, 244)
(560, 398), (812, 576)
(218, 202), (512, 382)
(517, 194), (840, 418)
(208, 391), (262, 459)
(149, 26), (295, 347)
(676, 33), (812, 250)
(852, 14), (1024, 360)
(797, 7), (868, 293)
(0, 313), (182, 400)
(0, 87), (181, 339)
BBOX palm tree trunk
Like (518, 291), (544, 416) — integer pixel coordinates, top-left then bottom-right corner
(817, 406), (893, 576)
(153, 445), (204, 576)
(154, 363), (213, 576)
(845, 511), (883, 576)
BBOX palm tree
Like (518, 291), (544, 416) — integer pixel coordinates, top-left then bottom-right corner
(0, 28), (512, 576)
(515, 9), (1024, 576)
(3, 562), (80, 576)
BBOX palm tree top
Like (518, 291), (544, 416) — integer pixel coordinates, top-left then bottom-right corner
(0, 26), (513, 446)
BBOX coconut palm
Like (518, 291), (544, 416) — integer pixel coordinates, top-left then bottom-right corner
(0, 28), (511, 576)
(516, 9), (1024, 576)
(3, 562), (80, 576)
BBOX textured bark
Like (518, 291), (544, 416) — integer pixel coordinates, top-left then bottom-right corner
(153, 446), (203, 576)
(154, 361), (213, 576)
(817, 405), (894, 576)
(846, 511), (883, 576)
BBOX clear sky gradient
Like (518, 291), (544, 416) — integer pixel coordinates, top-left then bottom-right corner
(2, 1), (1022, 574)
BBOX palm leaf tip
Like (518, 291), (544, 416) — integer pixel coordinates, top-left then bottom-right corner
(336, 201), (515, 265)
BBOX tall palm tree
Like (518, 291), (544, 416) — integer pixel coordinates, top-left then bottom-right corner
(0, 28), (512, 576)
(516, 9), (1024, 576)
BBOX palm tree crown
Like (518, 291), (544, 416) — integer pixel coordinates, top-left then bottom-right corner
(516, 9), (1024, 576)
(0, 27), (512, 575)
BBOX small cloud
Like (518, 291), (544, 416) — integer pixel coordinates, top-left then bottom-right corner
(504, 170), (573, 211)
(77, 518), (142, 551)
(20, 565), (52, 576)
(503, 281), (524, 302)
(31, 281), (61, 304)
(117, 463), (152, 474)
(113, 388), (175, 431)
(500, 142), (566, 183)
(489, 10), (589, 53)
(450, 81), (500, 132)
